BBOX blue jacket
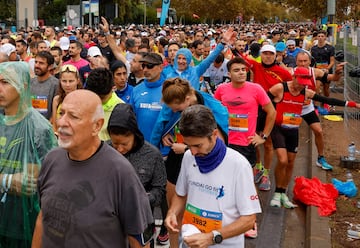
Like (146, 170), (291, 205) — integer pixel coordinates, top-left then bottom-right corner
(150, 91), (229, 149)
(130, 74), (165, 142)
(115, 83), (133, 104)
(164, 43), (225, 90)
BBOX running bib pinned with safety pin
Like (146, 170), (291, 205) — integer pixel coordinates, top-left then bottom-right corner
(281, 113), (302, 129)
(229, 114), (248, 132)
(182, 203), (222, 233)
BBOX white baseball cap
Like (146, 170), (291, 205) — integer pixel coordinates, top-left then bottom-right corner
(0, 43), (16, 56)
(260, 44), (276, 54)
(59, 37), (70, 50)
(87, 46), (102, 57)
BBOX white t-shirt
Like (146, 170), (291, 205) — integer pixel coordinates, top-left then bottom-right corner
(176, 147), (262, 247)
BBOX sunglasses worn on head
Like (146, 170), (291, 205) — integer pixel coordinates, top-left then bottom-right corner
(142, 63), (159, 69)
(61, 64), (78, 73)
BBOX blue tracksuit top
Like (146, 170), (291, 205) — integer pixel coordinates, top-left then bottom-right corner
(150, 91), (229, 149)
(115, 83), (133, 104)
(130, 74), (165, 142)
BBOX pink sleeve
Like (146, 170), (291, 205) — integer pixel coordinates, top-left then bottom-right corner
(214, 85), (222, 101)
(256, 85), (271, 107)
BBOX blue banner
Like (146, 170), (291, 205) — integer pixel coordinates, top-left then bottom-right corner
(160, 0), (171, 26)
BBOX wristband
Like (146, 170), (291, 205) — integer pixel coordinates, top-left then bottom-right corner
(7, 174), (12, 192)
(2, 174), (8, 191)
(346, 101), (357, 108)
(105, 31), (110, 36)
(1, 174), (9, 203)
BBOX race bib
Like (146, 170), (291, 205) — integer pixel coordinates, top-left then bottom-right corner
(229, 114), (248, 132)
(32, 96), (48, 114)
(281, 113), (302, 129)
(304, 99), (311, 106)
(183, 203), (222, 233)
(315, 62), (328, 70)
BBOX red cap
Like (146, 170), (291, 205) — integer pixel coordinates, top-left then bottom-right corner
(294, 67), (312, 86)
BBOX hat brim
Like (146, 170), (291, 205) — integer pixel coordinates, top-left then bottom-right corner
(296, 76), (312, 86)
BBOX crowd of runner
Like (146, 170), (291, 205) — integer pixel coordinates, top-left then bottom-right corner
(1, 18), (359, 247)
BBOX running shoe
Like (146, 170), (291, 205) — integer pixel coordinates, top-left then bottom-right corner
(317, 106), (329, 115)
(323, 104), (331, 112)
(259, 175), (271, 191)
(281, 193), (298, 209)
(270, 192), (281, 207)
(254, 168), (264, 184)
(245, 223), (258, 239)
(316, 157), (333, 170)
(156, 226), (169, 245)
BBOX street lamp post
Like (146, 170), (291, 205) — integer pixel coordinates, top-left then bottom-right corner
(143, 0), (147, 25)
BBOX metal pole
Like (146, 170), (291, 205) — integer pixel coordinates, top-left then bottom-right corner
(144, 0), (147, 25)
(89, 0), (92, 27)
(327, 0), (336, 24)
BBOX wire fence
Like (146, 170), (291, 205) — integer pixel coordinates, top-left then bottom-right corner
(336, 26), (360, 144)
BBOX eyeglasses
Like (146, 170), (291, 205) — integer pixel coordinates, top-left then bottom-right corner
(61, 64), (78, 73)
(142, 63), (159, 69)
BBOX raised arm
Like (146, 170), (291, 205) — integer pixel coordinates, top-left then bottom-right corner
(100, 17), (128, 66)
(195, 27), (237, 76)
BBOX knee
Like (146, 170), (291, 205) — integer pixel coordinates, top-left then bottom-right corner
(312, 126), (323, 137)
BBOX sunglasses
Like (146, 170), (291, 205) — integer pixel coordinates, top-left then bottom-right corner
(142, 63), (159, 69)
(61, 64), (78, 73)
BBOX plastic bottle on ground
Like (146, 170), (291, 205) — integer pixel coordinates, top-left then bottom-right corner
(348, 142), (356, 161)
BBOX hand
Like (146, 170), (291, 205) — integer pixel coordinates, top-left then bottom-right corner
(335, 62), (347, 75)
(276, 54), (283, 64)
(10, 172), (37, 196)
(162, 133), (174, 147)
(183, 232), (213, 248)
(356, 103), (360, 109)
(248, 133), (266, 147)
(90, 56), (109, 69)
(171, 143), (187, 154)
(222, 27), (237, 46)
(165, 213), (180, 233)
(99, 16), (109, 33)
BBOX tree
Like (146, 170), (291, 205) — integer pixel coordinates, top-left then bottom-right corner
(0, 0), (16, 24)
(267, 0), (360, 22)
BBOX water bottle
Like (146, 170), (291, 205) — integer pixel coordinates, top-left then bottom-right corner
(348, 142), (356, 161)
(346, 170), (353, 182)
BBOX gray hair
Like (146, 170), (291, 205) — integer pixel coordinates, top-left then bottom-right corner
(92, 104), (104, 122)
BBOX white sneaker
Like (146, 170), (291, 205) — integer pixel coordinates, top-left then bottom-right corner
(281, 193), (298, 209)
(270, 192), (281, 207)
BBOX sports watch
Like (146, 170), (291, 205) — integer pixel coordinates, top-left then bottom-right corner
(212, 230), (223, 244)
(260, 133), (268, 140)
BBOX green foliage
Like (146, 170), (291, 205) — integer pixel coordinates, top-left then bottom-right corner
(266, 0), (360, 22)
(0, 0), (16, 23)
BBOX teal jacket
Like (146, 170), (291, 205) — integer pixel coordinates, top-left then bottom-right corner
(150, 91), (229, 150)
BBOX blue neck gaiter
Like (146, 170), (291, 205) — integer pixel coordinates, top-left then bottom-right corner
(195, 137), (227, 174)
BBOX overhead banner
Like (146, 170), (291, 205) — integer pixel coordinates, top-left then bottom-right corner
(160, 0), (170, 26)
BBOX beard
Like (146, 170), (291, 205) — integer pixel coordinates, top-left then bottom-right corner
(58, 138), (72, 149)
(57, 127), (73, 148)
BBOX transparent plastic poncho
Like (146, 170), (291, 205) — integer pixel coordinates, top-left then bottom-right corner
(0, 62), (57, 246)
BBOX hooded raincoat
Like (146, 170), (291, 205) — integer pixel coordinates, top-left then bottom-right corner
(0, 62), (57, 246)
(165, 43), (225, 90)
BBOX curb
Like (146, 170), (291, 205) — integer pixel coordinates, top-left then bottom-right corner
(306, 128), (332, 248)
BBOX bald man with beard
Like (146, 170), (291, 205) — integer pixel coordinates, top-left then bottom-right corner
(33, 90), (154, 248)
